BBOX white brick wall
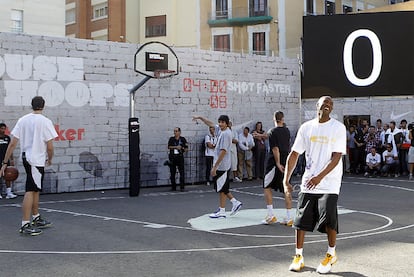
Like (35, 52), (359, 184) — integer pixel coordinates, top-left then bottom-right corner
(0, 33), (301, 193)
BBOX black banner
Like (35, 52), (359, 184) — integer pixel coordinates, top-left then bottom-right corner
(302, 11), (414, 98)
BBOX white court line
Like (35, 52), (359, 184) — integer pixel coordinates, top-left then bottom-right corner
(0, 180), (412, 255)
(0, 224), (412, 255)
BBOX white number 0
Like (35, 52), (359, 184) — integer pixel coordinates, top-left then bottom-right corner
(343, 29), (382, 87)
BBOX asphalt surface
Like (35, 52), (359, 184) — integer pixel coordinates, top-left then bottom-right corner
(0, 175), (413, 277)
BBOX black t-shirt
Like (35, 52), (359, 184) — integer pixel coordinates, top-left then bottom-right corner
(267, 126), (290, 166)
(168, 136), (188, 156)
(0, 135), (11, 160)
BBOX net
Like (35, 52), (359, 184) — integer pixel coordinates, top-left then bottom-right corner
(154, 69), (176, 79)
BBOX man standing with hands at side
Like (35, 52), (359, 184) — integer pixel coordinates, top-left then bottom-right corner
(0, 96), (58, 236)
(283, 96), (346, 274)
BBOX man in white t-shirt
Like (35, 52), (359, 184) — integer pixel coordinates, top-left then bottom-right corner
(204, 126), (217, 186)
(364, 148), (382, 177)
(283, 96), (346, 274)
(193, 115), (242, 219)
(0, 96), (58, 236)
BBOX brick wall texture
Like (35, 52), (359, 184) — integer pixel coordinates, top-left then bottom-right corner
(0, 33), (301, 193)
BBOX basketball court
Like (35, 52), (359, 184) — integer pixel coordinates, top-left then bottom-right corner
(0, 175), (412, 276)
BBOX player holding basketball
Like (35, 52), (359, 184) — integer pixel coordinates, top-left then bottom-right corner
(0, 123), (17, 199)
(283, 96), (346, 274)
(193, 115), (242, 218)
(0, 96), (58, 236)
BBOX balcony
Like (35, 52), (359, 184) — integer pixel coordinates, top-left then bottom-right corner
(208, 7), (273, 27)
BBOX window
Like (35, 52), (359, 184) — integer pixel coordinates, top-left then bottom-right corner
(306, 0), (314, 15)
(214, 35), (230, 52)
(250, 0), (267, 17)
(343, 5), (352, 14)
(325, 0), (336, 15)
(216, 0), (228, 18)
(10, 9), (23, 33)
(93, 3), (108, 19)
(253, 32), (266, 55)
(66, 8), (76, 24)
(390, 0), (410, 4)
(146, 15), (166, 37)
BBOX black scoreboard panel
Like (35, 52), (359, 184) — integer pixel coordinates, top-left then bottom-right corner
(302, 11), (414, 98)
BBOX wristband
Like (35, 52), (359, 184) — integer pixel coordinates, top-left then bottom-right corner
(2, 161), (8, 165)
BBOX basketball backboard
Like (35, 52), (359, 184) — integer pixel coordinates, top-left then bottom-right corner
(134, 41), (179, 79)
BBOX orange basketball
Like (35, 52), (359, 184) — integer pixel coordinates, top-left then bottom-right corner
(4, 167), (19, 182)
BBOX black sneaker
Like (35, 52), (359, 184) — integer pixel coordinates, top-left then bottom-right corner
(19, 223), (42, 236)
(32, 215), (52, 229)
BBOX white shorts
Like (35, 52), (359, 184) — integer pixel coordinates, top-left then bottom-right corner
(408, 146), (414, 163)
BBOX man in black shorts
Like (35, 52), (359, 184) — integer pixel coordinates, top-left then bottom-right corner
(0, 123), (17, 199)
(256, 111), (292, 225)
(283, 96), (346, 274)
(0, 96), (58, 236)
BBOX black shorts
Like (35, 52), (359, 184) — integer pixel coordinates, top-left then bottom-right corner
(293, 193), (339, 234)
(263, 152), (288, 192)
(213, 170), (230, 194)
(23, 156), (44, 192)
(263, 165), (284, 192)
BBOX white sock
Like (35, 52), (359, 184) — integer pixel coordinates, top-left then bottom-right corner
(267, 205), (273, 216)
(286, 208), (292, 219)
(327, 245), (336, 255)
(296, 248), (303, 256)
(6, 187), (11, 194)
(22, 220), (30, 227)
(219, 207), (225, 213)
(230, 198), (237, 204)
(32, 213), (40, 220)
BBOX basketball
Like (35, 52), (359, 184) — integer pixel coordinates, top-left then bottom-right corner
(4, 167), (19, 182)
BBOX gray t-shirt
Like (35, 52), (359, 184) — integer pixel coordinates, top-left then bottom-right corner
(214, 125), (232, 171)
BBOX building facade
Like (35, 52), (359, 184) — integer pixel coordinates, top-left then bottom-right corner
(0, 0), (65, 37)
(64, 1), (408, 58)
(65, 0), (140, 42)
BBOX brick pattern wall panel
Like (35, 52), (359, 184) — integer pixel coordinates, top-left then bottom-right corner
(0, 33), (300, 192)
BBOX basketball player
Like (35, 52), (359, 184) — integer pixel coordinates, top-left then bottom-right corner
(0, 123), (17, 199)
(258, 111), (292, 226)
(0, 96), (58, 236)
(193, 115), (242, 218)
(283, 96), (346, 274)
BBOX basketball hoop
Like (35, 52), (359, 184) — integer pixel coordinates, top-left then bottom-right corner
(154, 69), (177, 79)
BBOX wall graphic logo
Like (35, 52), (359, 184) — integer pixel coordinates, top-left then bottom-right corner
(0, 54), (132, 107)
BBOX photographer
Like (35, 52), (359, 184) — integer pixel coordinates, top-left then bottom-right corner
(167, 127), (188, 191)
(408, 123), (414, 180)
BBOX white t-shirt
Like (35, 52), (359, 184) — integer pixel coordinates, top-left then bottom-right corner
(292, 118), (346, 195)
(214, 125), (232, 171)
(204, 134), (217, 157)
(382, 150), (397, 164)
(366, 153), (381, 165)
(11, 113), (58, 166)
(385, 128), (402, 156)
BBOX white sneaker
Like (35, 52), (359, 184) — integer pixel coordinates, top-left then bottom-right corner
(279, 217), (293, 227)
(234, 176), (242, 183)
(209, 209), (226, 218)
(6, 192), (17, 199)
(206, 181), (211, 186)
(289, 254), (304, 272)
(409, 175), (413, 180)
(364, 172), (369, 177)
(261, 215), (277, 225)
(316, 252), (337, 274)
(0, 194), (2, 199)
(230, 201), (242, 215)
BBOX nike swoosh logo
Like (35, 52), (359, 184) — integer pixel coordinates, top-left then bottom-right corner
(390, 111), (412, 121)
